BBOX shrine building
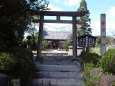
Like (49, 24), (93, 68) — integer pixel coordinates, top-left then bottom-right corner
(43, 31), (71, 49)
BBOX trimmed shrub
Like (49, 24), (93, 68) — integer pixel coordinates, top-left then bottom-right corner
(81, 53), (101, 65)
(101, 49), (115, 74)
(0, 47), (35, 86)
(62, 41), (71, 50)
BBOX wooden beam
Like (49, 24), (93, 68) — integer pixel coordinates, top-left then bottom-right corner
(56, 16), (60, 20)
(72, 16), (77, 59)
(44, 20), (71, 23)
(33, 19), (84, 24)
(36, 11), (89, 16)
(37, 15), (44, 60)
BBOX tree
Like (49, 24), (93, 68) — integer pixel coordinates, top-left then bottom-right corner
(77, 0), (92, 36)
(96, 36), (114, 47)
(0, 0), (48, 50)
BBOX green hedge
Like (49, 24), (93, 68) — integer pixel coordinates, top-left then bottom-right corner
(0, 47), (35, 86)
(101, 49), (115, 74)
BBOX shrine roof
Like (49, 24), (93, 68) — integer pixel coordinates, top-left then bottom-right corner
(43, 31), (71, 40)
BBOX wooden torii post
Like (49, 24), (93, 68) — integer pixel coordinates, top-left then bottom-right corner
(33, 11), (89, 60)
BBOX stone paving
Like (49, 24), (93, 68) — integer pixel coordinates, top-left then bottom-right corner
(37, 56), (79, 65)
(33, 50), (84, 86)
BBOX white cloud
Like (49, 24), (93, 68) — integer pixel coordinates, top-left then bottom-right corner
(109, 6), (115, 18)
(106, 22), (115, 36)
(91, 22), (100, 36)
(54, 0), (59, 3)
(48, 4), (62, 11)
(64, 0), (80, 6)
(91, 21), (115, 36)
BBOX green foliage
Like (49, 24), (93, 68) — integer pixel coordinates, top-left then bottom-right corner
(85, 76), (100, 86)
(105, 72), (113, 76)
(82, 62), (100, 86)
(62, 41), (71, 50)
(0, 48), (35, 86)
(0, 52), (15, 71)
(96, 36), (113, 47)
(81, 53), (101, 66)
(22, 39), (28, 48)
(89, 48), (101, 55)
(32, 33), (38, 49)
(0, 0), (30, 48)
(81, 50), (102, 86)
(83, 63), (94, 76)
(0, 40), (7, 51)
(77, 0), (92, 36)
(0, 0), (48, 50)
(101, 49), (115, 74)
(42, 40), (48, 50)
(96, 36), (101, 47)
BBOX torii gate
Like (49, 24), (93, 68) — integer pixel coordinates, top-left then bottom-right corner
(33, 11), (89, 60)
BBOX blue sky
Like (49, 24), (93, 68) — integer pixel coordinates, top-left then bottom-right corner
(36, 0), (115, 36)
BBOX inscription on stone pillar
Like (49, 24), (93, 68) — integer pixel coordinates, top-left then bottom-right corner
(101, 14), (106, 56)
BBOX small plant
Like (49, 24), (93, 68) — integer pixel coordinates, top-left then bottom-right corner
(105, 72), (113, 76)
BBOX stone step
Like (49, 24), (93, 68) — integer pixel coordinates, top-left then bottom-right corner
(33, 78), (84, 86)
(35, 65), (81, 72)
(35, 71), (83, 78)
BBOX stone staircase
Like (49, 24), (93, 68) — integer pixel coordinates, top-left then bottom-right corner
(33, 59), (84, 86)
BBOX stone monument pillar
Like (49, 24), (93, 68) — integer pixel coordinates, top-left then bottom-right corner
(101, 14), (106, 56)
